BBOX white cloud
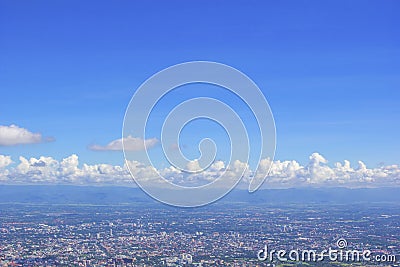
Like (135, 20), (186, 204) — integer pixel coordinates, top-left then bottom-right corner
(0, 155), (12, 168)
(89, 136), (159, 151)
(0, 155), (12, 181)
(0, 152), (399, 188)
(0, 124), (52, 146)
(261, 152), (400, 188)
(186, 160), (202, 172)
(9, 154), (132, 185)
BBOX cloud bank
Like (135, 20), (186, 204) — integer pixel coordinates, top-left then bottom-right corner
(0, 125), (53, 146)
(0, 153), (399, 188)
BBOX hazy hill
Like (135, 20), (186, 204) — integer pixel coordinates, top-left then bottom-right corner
(0, 185), (399, 205)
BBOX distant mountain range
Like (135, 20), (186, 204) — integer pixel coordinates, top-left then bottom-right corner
(0, 185), (399, 205)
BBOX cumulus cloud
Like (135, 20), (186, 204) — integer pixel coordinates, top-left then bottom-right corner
(0, 155), (12, 168)
(89, 136), (159, 151)
(0, 152), (399, 188)
(186, 160), (202, 172)
(260, 153), (400, 188)
(0, 124), (53, 146)
(0, 155), (12, 181)
(10, 154), (131, 185)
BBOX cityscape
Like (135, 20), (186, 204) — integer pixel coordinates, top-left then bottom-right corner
(0, 197), (398, 266)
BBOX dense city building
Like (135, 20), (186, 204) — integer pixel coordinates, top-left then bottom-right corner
(0, 203), (398, 266)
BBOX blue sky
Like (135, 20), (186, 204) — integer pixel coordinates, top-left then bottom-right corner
(1, 0), (399, 169)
